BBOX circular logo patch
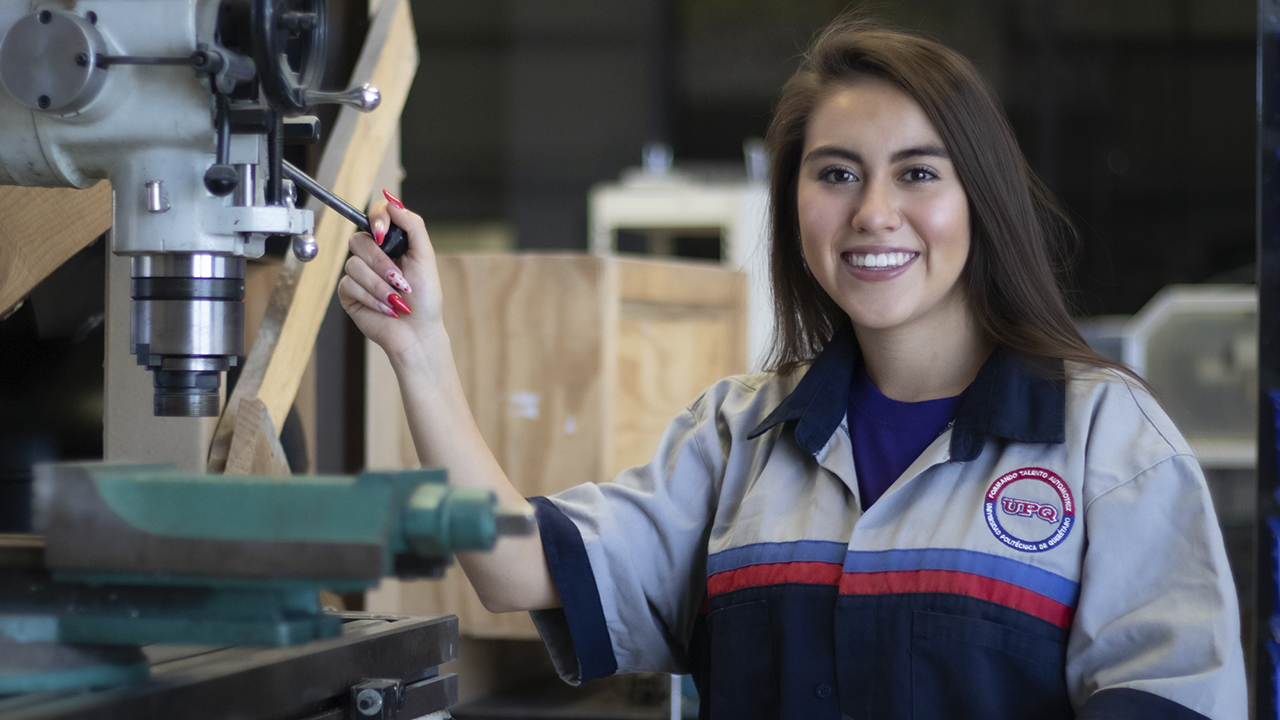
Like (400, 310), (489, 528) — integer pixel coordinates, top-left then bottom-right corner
(984, 467), (1075, 553)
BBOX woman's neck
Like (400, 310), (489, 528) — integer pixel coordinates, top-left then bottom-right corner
(853, 309), (993, 403)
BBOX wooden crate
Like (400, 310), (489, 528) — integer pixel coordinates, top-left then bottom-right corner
(365, 253), (747, 638)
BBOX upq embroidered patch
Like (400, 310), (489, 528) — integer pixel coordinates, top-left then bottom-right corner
(984, 467), (1075, 553)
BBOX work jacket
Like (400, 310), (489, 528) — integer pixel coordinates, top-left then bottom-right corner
(529, 328), (1246, 720)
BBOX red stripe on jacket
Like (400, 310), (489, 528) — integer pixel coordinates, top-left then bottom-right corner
(707, 562), (1073, 629)
(839, 569), (1074, 628)
(707, 561), (844, 596)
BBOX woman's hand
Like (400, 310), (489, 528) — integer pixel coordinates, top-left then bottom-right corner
(337, 195), (446, 365)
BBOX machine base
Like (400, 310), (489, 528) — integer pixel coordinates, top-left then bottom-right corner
(0, 613), (459, 720)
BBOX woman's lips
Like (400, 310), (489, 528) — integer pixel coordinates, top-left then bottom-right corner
(842, 250), (920, 280)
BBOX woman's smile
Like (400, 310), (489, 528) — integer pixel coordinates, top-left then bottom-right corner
(842, 248), (920, 279)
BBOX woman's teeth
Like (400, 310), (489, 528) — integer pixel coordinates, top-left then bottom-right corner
(848, 252), (917, 269)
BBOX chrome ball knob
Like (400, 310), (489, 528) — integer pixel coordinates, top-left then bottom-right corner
(292, 234), (319, 262)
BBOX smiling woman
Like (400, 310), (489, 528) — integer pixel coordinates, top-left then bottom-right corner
(337, 14), (1246, 720)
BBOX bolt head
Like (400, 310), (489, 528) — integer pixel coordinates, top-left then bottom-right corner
(355, 688), (383, 716)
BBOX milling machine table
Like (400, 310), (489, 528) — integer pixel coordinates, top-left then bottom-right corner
(0, 614), (458, 720)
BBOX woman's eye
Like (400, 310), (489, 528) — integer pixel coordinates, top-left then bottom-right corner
(818, 167), (856, 184)
(902, 167), (938, 182)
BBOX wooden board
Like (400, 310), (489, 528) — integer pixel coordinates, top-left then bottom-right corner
(208, 0), (418, 473)
(223, 397), (291, 476)
(0, 181), (112, 316)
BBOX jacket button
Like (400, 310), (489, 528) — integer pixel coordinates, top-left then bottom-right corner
(814, 683), (833, 699)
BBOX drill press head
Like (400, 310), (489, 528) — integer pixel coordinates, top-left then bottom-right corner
(0, 0), (369, 417)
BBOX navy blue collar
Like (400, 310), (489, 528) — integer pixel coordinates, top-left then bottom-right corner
(747, 326), (1066, 461)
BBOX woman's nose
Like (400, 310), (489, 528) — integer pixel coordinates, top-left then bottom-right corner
(851, 179), (901, 234)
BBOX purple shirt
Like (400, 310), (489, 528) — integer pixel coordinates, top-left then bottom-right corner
(848, 370), (963, 509)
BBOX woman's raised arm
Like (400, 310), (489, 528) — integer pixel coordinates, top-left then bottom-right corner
(338, 198), (560, 613)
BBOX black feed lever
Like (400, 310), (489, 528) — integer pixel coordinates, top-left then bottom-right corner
(281, 160), (408, 259)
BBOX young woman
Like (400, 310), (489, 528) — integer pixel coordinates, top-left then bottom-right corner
(339, 17), (1245, 720)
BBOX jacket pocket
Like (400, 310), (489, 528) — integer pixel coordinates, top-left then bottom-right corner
(910, 610), (1072, 720)
(707, 599), (778, 719)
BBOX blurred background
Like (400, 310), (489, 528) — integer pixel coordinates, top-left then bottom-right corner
(3, 0), (1253, 510)
(403, 0), (1255, 314)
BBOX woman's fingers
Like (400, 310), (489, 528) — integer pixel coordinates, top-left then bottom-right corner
(345, 196), (447, 334)
(386, 201), (428, 246)
(368, 199), (431, 262)
(349, 228), (412, 306)
(367, 201), (393, 252)
(344, 246), (408, 318)
(338, 273), (398, 320)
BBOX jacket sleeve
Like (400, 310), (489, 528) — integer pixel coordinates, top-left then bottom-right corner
(529, 391), (724, 685)
(1067, 451), (1247, 720)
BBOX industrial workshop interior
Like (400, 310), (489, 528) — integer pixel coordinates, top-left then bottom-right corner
(0, 0), (1270, 717)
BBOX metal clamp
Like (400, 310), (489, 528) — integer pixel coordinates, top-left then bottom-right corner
(352, 678), (404, 719)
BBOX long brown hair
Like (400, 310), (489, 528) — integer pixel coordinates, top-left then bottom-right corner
(764, 16), (1136, 384)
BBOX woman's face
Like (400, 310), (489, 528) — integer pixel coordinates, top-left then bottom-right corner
(797, 77), (973, 341)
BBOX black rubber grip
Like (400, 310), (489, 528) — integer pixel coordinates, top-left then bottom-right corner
(382, 223), (408, 259)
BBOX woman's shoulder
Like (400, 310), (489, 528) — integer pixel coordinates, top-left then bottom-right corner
(686, 366), (810, 430)
(1062, 361), (1195, 463)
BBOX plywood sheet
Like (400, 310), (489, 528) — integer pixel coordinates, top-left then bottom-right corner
(616, 255), (746, 307)
(613, 310), (740, 475)
(613, 258), (747, 474)
(437, 254), (611, 498)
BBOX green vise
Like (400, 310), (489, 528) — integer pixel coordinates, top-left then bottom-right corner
(0, 462), (533, 691)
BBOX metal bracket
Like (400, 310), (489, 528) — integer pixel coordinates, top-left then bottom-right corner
(351, 678), (404, 720)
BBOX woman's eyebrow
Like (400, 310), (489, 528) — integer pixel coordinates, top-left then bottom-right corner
(802, 143), (951, 165)
(802, 145), (861, 164)
(890, 144), (950, 163)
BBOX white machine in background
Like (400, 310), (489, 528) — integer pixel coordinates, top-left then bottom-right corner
(1078, 284), (1257, 468)
(0, 0), (377, 416)
(589, 143), (772, 372)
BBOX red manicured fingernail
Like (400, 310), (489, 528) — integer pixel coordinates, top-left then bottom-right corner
(377, 300), (399, 319)
(383, 189), (405, 209)
(387, 293), (411, 316)
(373, 220), (385, 246)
